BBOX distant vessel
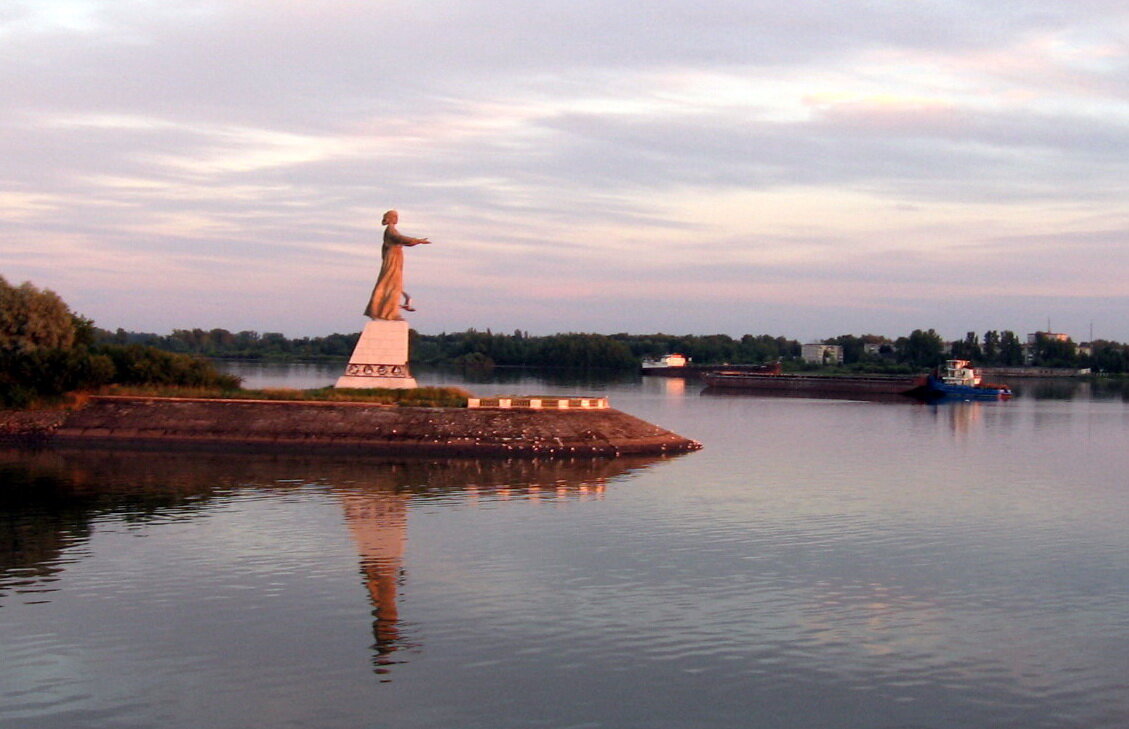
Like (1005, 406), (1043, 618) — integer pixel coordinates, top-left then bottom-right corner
(641, 356), (783, 378)
(922, 360), (1012, 400)
(702, 368), (927, 397)
(641, 353), (689, 370)
(640, 353), (695, 376)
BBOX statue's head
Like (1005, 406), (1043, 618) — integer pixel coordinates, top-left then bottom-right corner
(382, 210), (399, 225)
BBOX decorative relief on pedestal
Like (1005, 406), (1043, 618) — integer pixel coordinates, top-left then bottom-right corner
(345, 363), (411, 378)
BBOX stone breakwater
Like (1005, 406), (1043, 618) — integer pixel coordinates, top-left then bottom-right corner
(9, 396), (701, 457)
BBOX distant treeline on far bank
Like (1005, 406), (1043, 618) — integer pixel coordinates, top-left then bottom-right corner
(96, 326), (1129, 373)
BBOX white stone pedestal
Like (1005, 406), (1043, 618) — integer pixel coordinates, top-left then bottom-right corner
(335, 320), (417, 389)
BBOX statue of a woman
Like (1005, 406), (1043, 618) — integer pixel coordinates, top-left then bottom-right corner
(364, 210), (431, 320)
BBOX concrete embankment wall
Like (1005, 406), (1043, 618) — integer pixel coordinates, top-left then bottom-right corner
(19, 396), (700, 457)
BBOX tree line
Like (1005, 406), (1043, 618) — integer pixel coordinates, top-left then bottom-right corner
(95, 327), (804, 370)
(98, 327), (360, 360)
(93, 325), (1129, 373)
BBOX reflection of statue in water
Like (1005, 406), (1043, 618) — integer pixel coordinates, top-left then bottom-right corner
(329, 458), (653, 675)
(340, 488), (410, 675)
(333, 471), (617, 675)
(364, 210), (432, 320)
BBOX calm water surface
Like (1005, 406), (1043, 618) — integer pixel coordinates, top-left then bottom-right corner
(2, 363), (1128, 728)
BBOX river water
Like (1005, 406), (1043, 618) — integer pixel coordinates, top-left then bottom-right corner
(2, 363), (1128, 729)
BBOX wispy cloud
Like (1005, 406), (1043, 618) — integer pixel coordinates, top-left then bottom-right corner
(1, 0), (1127, 341)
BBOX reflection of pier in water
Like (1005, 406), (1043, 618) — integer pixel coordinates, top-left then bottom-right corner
(1, 448), (668, 675)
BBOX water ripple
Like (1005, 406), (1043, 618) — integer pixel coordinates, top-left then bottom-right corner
(4, 387), (1129, 728)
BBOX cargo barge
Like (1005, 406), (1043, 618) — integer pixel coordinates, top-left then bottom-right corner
(704, 360), (1012, 402)
(702, 369), (928, 398)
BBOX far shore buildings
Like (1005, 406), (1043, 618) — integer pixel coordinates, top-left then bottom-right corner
(1024, 331), (1076, 364)
(1028, 331), (1070, 345)
(806, 331), (1093, 367)
(802, 343), (844, 365)
(806, 330), (1095, 368)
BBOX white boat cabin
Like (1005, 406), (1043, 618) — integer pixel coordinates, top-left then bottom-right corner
(642, 353), (689, 369)
(941, 359), (982, 387)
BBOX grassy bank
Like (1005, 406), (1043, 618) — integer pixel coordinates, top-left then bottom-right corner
(100, 384), (472, 407)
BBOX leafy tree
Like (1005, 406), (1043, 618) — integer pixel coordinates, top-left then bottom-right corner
(895, 329), (945, 368)
(982, 330), (1000, 363)
(0, 277), (113, 406)
(950, 331), (982, 361)
(998, 331), (1024, 366)
(0, 276), (77, 354)
(2, 279), (243, 406)
(825, 334), (865, 364)
(1029, 333), (1077, 367)
(1086, 340), (1128, 373)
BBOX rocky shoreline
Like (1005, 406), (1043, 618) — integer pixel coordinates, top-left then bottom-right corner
(0, 408), (69, 447)
(3, 396), (701, 457)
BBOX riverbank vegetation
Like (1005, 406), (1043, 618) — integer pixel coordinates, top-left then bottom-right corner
(95, 325), (1129, 373)
(102, 384), (470, 407)
(1, 277), (242, 407)
(98, 327), (804, 369)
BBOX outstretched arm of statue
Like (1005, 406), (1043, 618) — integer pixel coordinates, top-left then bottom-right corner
(385, 227), (432, 246)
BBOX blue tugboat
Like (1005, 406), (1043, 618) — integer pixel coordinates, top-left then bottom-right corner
(923, 359), (1012, 400)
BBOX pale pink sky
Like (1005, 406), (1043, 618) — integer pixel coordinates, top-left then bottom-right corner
(2, 0), (1127, 342)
